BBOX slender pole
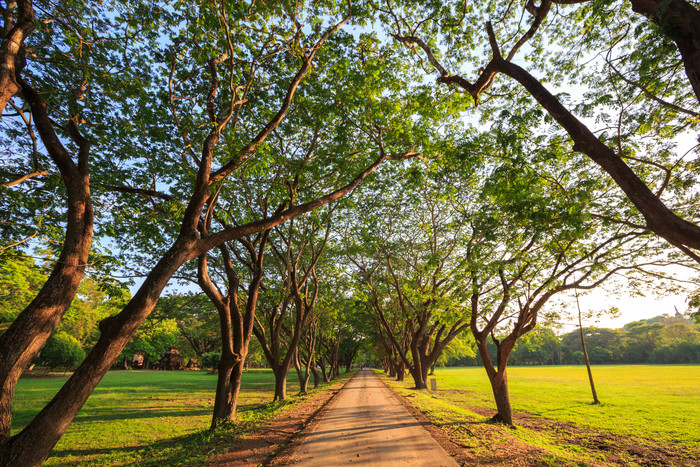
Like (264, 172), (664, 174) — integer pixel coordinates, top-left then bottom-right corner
(575, 290), (600, 404)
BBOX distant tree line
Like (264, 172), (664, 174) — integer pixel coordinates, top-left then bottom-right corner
(444, 314), (700, 367)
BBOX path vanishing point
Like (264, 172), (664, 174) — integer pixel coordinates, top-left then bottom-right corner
(284, 369), (459, 466)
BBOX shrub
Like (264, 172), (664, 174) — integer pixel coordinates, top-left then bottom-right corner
(37, 332), (85, 372)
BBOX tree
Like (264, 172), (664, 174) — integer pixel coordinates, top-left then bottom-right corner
(254, 208), (331, 401)
(379, 0), (700, 259)
(623, 321), (665, 362)
(57, 277), (131, 349)
(348, 169), (471, 390)
(435, 123), (688, 425)
(0, 0), (167, 451)
(198, 230), (270, 427)
(155, 294), (220, 361)
(561, 327), (624, 364)
(509, 328), (560, 366)
(121, 316), (179, 369)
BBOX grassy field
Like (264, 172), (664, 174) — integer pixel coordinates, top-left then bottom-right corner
(12, 369), (340, 466)
(380, 365), (700, 465)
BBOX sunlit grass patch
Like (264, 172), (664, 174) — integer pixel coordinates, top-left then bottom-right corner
(378, 365), (700, 464)
(434, 365), (700, 449)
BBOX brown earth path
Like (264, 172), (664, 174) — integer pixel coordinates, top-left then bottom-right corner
(276, 369), (459, 466)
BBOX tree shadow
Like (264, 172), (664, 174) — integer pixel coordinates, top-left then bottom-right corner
(48, 417), (258, 466)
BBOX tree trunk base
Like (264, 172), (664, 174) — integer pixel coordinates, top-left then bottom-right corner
(488, 413), (515, 427)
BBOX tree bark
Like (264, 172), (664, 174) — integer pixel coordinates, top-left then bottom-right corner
(319, 360), (330, 383)
(396, 360), (405, 382)
(489, 371), (514, 426)
(211, 353), (245, 427)
(200, 234), (267, 429)
(408, 344), (427, 389)
(273, 366), (288, 401)
(310, 365), (320, 388)
(293, 351), (310, 394)
(475, 335), (516, 426)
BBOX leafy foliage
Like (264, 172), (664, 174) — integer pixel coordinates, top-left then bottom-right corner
(35, 332), (85, 371)
(0, 251), (46, 327)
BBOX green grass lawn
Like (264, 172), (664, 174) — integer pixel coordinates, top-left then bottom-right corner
(381, 365), (700, 463)
(435, 365), (700, 448)
(12, 369), (330, 466)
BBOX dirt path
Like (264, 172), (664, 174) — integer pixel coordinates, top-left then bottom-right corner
(276, 369), (458, 466)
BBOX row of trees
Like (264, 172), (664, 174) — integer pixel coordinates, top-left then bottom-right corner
(0, 251), (359, 382)
(1, 0), (699, 464)
(343, 151), (696, 424)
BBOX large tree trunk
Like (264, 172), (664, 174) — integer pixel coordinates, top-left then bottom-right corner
(396, 360), (405, 382)
(420, 359), (431, 389)
(293, 351), (310, 394)
(319, 359), (330, 383)
(488, 371), (513, 426)
(298, 369), (309, 394)
(407, 353), (426, 389)
(408, 343), (427, 389)
(475, 337), (516, 426)
(409, 367), (426, 389)
(387, 360), (396, 378)
(210, 348), (246, 428)
(202, 234), (267, 430)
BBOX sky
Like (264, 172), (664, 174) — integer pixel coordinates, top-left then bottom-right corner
(572, 289), (688, 329)
(552, 263), (697, 334)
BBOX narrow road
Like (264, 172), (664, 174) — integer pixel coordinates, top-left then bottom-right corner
(284, 369), (458, 466)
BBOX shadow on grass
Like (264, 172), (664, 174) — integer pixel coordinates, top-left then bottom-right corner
(71, 407), (213, 423)
(49, 428), (227, 466)
(50, 415), (261, 466)
(49, 400), (296, 466)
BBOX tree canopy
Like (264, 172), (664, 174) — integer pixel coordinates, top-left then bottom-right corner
(1, 0), (699, 463)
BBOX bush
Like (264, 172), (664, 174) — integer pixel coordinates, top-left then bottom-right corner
(37, 332), (85, 371)
(650, 342), (700, 364)
(201, 352), (221, 370)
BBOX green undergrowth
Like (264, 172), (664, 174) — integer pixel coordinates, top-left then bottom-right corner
(13, 369), (354, 466)
(378, 365), (700, 464)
